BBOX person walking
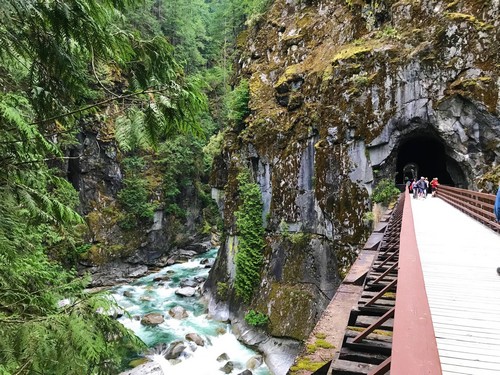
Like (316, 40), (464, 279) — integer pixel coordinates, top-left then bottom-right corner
(416, 177), (427, 199)
(410, 178), (418, 198)
(430, 177), (439, 197)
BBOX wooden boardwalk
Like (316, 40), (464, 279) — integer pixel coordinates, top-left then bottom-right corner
(411, 196), (500, 374)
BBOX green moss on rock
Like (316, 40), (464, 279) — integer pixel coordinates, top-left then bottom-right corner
(268, 283), (317, 340)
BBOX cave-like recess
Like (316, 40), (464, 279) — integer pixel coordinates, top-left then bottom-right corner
(394, 135), (466, 186)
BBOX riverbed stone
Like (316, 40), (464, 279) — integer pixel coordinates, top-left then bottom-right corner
(123, 290), (134, 298)
(175, 287), (197, 297)
(129, 265), (148, 278)
(184, 241), (211, 254)
(194, 276), (206, 283)
(141, 313), (164, 326)
(153, 275), (170, 282)
(185, 333), (205, 346)
(238, 371), (253, 375)
(217, 353), (230, 362)
(219, 361), (234, 374)
(168, 306), (189, 320)
(246, 355), (263, 370)
(164, 341), (186, 360)
(180, 278), (198, 288)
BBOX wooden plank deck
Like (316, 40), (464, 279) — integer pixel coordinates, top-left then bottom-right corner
(411, 196), (500, 374)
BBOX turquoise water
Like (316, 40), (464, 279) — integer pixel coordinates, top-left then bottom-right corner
(112, 249), (271, 375)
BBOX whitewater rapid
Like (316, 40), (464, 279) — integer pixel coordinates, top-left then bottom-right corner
(112, 249), (270, 375)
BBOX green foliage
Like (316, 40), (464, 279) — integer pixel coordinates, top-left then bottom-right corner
(234, 169), (265, 303)
(279, 219), (290, 238)
(244, 310), (269, 327)
(0, 0), (192, 372)
(372, 179), (401, 206)
(315, 338), (335, 349)
(226, 80), (250, 124)
(363, 211), (375, 223)
(0, 0), (272, 372)
(114, 76), (207, 152)
(216, 282), (229, 299)
(0, 191), (144, 374)
(290, 232), (310, 246)
(117, 157), (158, 229)
(157, 136), (205, 217)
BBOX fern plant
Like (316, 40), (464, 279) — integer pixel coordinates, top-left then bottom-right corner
(234, 169), (265, 303)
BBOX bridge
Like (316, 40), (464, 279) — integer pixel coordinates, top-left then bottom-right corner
(295, 186), (500, 375)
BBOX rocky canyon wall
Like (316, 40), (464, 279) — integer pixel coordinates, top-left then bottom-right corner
(206, 0), (500, 373)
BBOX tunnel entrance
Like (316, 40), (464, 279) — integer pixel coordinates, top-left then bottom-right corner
(395, 136), (462, 186)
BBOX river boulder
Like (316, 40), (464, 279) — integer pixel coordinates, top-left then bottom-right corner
(219, 361), (234, 374)
(153, 275), (170, 282)
(217, 353), (229, 362)
(141, 313), (164, 326)
(164, 341), (186, 360)
(185, 333), (205, 346)
(168, 306), (189, 320)
(175, 287), (197, 297)
(179, 278), (198, 288)
(246, 355), (263, 370)
(237, 371), (253, 375)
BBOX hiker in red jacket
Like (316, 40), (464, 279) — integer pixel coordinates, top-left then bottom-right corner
(430, 177), (439, 197)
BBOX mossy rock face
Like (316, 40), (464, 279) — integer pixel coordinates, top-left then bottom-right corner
(267, 282), (319, 340)
(208, 0), (500, 357)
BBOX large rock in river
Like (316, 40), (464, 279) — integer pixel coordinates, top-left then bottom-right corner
(168, 306), (189, 320)
(141, 313), (164, 326)
(164, 341), (186, 360)
(185, 332), (205, 346)
(175, 287), (197, 297)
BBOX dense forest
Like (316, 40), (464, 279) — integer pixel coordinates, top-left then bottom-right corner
(0, 0), (269, 373)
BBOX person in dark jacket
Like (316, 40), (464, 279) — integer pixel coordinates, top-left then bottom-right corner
(416, 177), (427, 199)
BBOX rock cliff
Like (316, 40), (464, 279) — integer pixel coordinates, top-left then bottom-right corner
(68, 121), (214, 286)
(206, 0), (500, 373)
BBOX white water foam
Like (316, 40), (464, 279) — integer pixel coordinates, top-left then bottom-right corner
(149, 331), (266, 375)
(113, 249), (269, 375)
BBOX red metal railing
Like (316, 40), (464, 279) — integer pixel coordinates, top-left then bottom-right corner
(436, 185), (500, 233)
(391, 191), (442, 374)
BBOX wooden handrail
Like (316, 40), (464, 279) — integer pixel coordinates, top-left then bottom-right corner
(437, 185), (500, 233)
(391, 191), (442, 374)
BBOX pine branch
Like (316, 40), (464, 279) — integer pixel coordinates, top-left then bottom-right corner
(32, 87), (173, 125)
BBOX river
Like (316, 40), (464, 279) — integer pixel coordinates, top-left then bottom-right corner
(112, 248), (271, 375)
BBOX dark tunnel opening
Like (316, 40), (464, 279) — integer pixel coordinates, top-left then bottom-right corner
(395, 136), (462, 186)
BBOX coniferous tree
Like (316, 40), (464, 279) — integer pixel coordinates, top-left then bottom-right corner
(0, 0), (206, 373)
